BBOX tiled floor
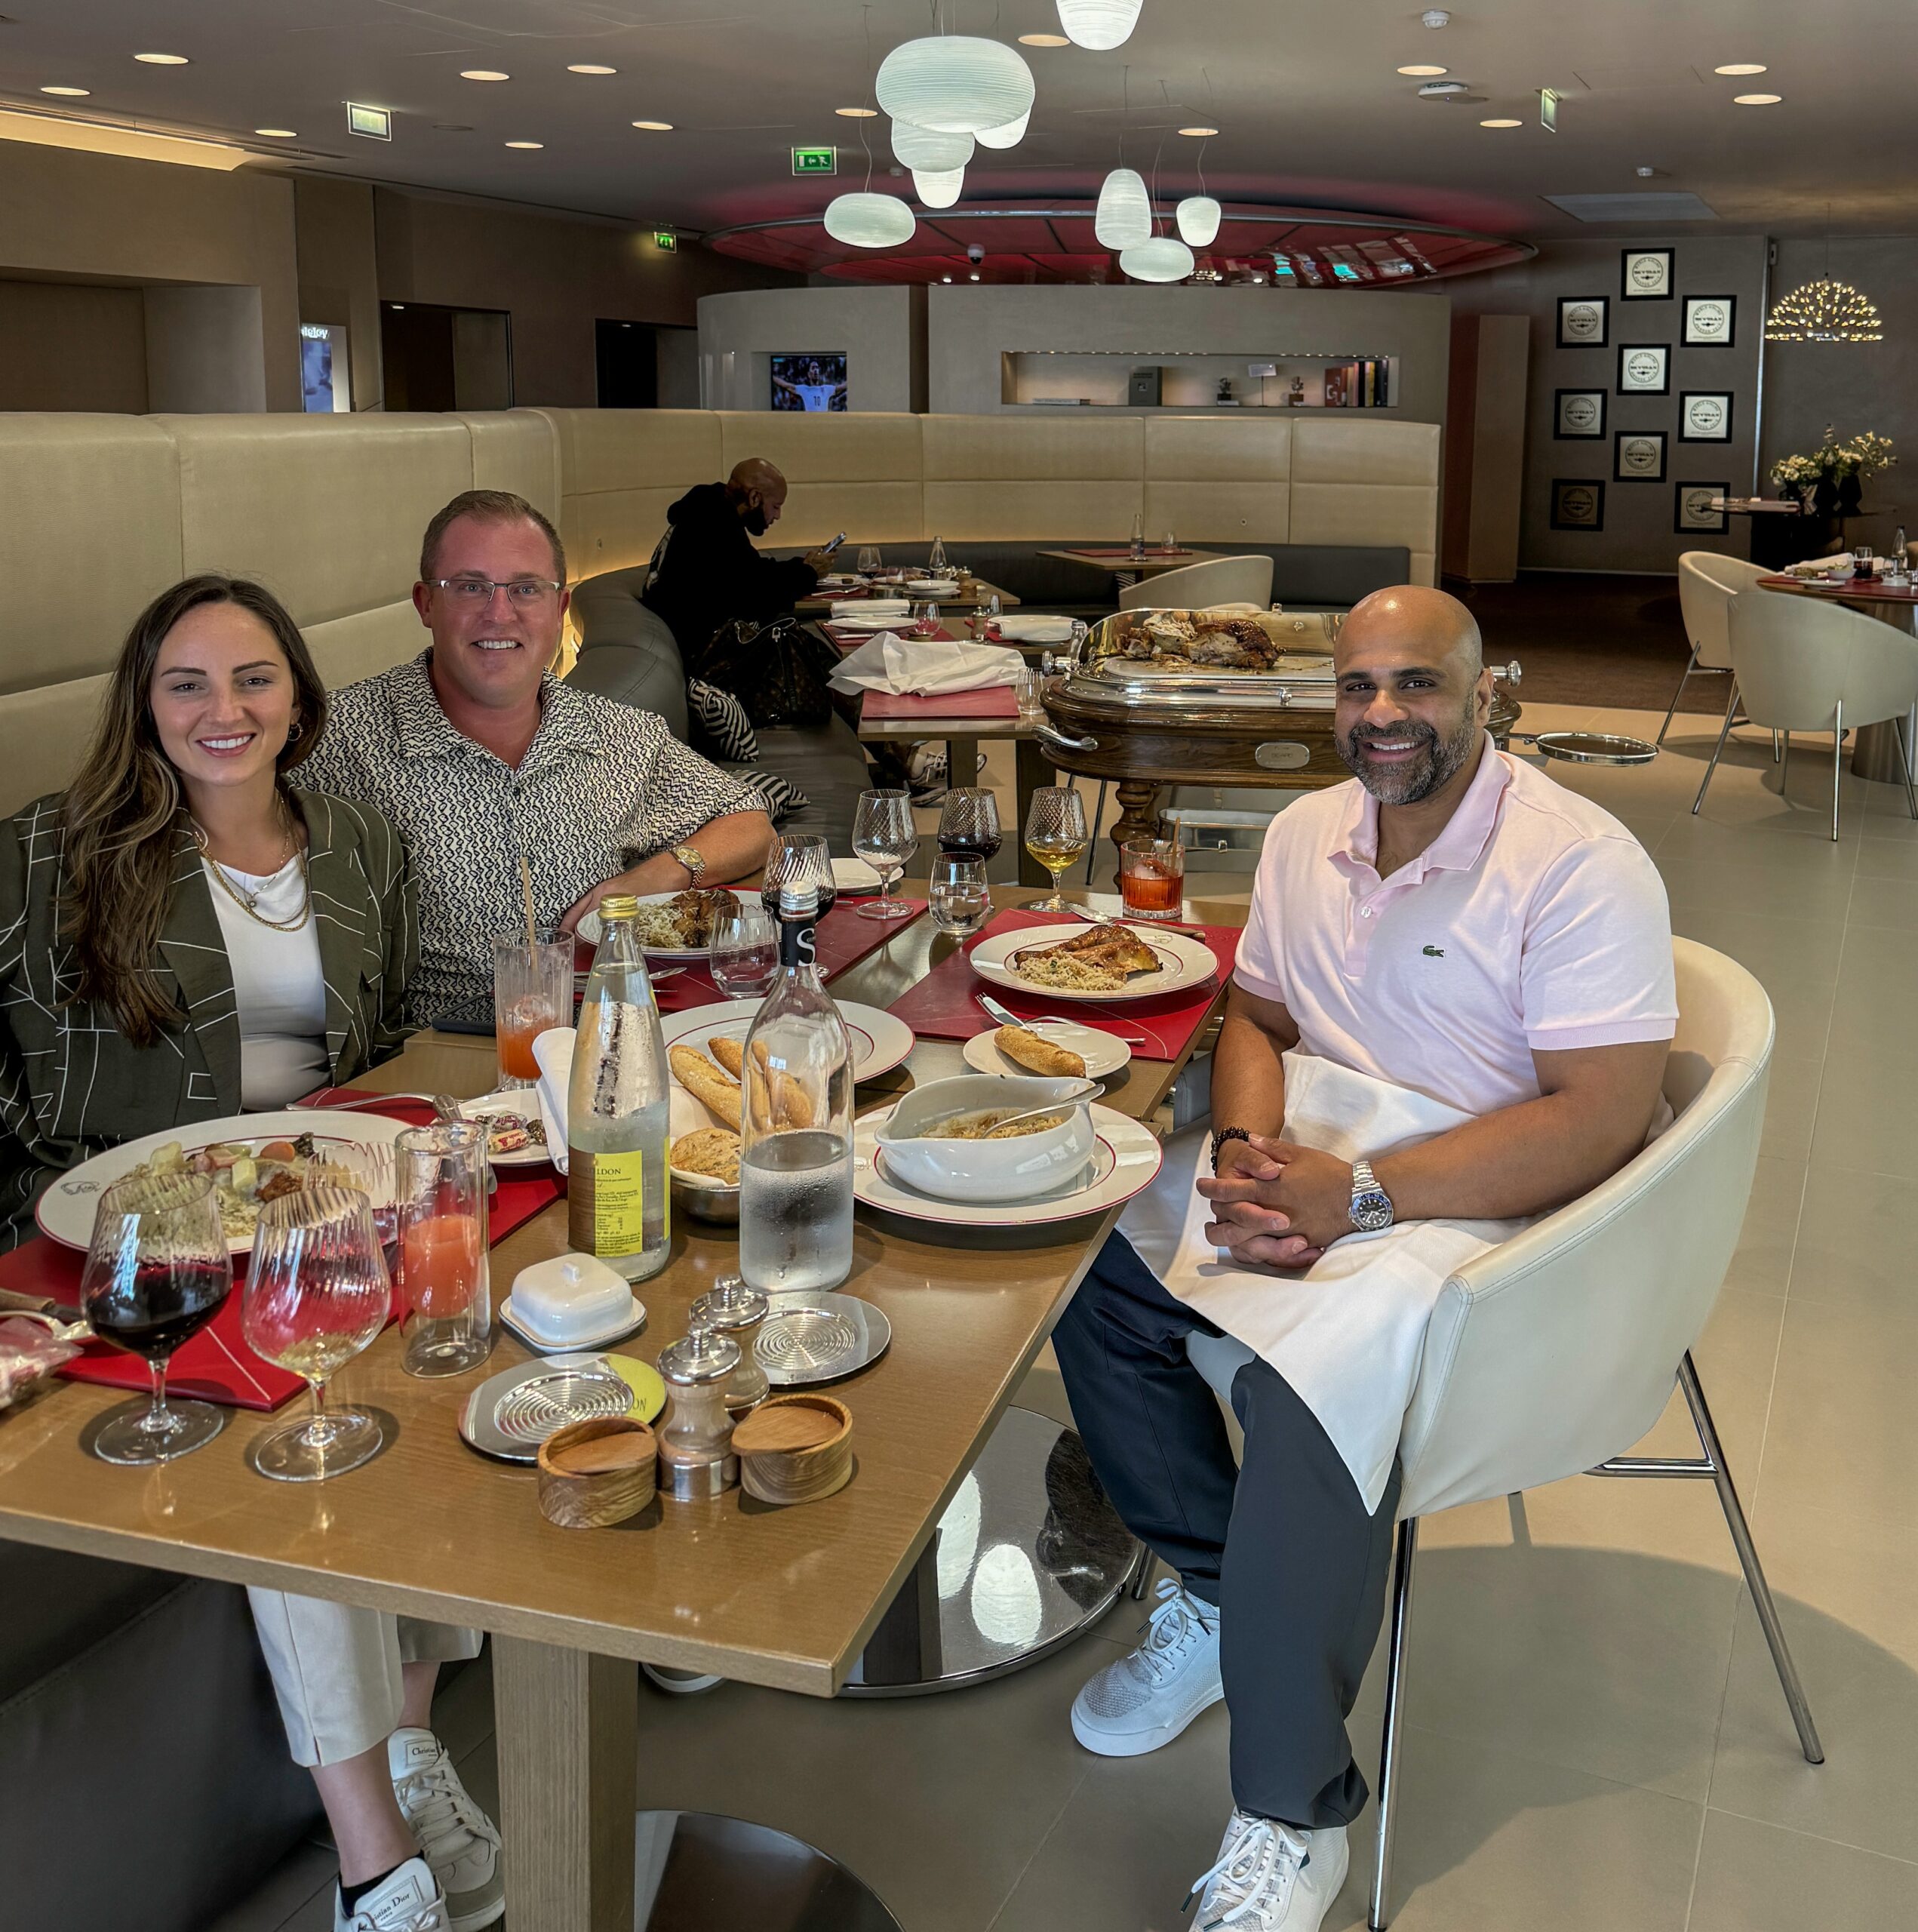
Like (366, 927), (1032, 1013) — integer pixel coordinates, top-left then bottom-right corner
(223, 703), (1918, 1932)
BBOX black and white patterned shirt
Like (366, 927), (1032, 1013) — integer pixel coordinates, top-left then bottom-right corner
(296, 652), (764, 1023)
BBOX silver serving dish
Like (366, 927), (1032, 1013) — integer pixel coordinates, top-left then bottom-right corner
(1524, 730), (1658, 767)
(752, 1289), (891, 1387)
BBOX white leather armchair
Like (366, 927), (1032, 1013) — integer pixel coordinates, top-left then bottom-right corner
(1117, 554), (1275, 611)
(1662, 552), (1769, 746)
(1187, 938), (1822, 1929)
(1694, 588), (1918, 838)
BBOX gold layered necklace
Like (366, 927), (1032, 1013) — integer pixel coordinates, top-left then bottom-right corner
(193, 802), (312, 934)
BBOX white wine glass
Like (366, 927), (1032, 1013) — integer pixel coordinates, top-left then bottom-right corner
(1023, 786), (1091, 914)
(851, 789), (919, 921)
(243, 1186), (392, 1481)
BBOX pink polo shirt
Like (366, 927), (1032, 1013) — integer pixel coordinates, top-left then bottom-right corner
(1234, 735), (1677, 1117)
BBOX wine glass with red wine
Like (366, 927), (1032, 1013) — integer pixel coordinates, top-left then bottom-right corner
(80, 1171), (233, 1465)
(936, 788), (1003, 866)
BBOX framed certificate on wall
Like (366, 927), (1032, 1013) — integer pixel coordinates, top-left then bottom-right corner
(1557, 297), (1609, 348)
(1621, 247), (1674, 300)
(1618, 343), (1671, 395)
(1615, 430), (1667, 482)
(1551, 478), (1606, 531)
(1675, 483), (1730, 534)
(1680, 392), (1735, 441)
(1554, 389), (1607, 438)
(1683, 295), (1736, 346)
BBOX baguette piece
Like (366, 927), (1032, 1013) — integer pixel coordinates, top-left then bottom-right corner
(708, 1035), (745, 1080)
(995, 1024), (1087, 1079)
(748, 1038), (816, 1132)
(668, 1044), (742, 1131)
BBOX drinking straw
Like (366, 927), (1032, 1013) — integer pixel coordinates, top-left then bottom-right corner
(518, 854), (538, 950)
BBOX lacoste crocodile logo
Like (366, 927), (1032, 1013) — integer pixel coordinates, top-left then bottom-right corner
(1422, 945), (1446, 957)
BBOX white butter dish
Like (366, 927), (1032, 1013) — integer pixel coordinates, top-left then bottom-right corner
(507, 1254), (643, 1349)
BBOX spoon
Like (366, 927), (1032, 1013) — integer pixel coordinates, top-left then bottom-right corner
(968, 1081), (1106, 1136)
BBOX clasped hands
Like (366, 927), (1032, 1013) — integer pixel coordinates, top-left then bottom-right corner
(1197, 1134), (1357, 1270)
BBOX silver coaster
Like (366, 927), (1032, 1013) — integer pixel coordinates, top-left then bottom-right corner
(754, 1291), (892, 1388)
(458, 1352), (629, 1463)
(1528, 730), (1658, 767)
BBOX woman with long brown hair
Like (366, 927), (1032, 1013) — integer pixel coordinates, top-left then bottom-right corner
(0, 575), (503, 1932)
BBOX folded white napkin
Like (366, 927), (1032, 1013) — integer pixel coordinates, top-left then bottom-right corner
(830, 633), (1024, 697)
(831, 596), (910, 618)
(530, 1026), (575, 1176)
(994, 616), (1077, 644)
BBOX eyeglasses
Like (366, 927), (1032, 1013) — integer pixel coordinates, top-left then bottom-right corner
(429, 577), (563, 605)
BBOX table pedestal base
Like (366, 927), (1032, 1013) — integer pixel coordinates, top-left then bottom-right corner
(635, 1814), (903, 1931)
(842, 1407), (1144, 1697)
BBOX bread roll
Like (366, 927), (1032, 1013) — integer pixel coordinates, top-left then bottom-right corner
(708, 1035), (745, 1080)
(995, 1024), (1087, 1079)
(671, 1128), (741, 1185)
(668, 1044), (742, 1131)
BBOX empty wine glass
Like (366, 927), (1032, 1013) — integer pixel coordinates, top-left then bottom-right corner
(852, 789), (919, 921)
(761, 831), (837, 922)
(929, 853), (990, 937)
(1023, 786), (1091, 914)
(911, 600), (942, 636)
(711, 906), (779, 996)
(856, 546), (881, 575)
(80, 1171), (232, 1465)
(243, 1186), (392, 1481)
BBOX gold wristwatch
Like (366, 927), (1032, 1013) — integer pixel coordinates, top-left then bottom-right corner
(670, 844), (707, 886)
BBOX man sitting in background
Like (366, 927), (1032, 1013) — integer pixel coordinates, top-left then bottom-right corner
(1052, 586), (1677, 1931)
(642, 458), (834, 660)
(297, 488), (772, 1023)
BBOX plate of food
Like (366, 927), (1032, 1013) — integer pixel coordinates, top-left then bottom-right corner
(659, 999), (914, 1088)
(852, 1100), (1161, 1229)
(575, 887), (744, 957)
(962, 1017), (1131, 1081)
(459, 1093), (553, 1168)
(35, 1110), (411, 1254)
(969, 922), (1218, 1004)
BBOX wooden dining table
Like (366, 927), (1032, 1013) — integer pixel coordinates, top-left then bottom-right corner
(0, 884), (1237, 1932)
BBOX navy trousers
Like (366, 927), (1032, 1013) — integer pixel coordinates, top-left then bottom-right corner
(1051, 1229), (1400, 1829)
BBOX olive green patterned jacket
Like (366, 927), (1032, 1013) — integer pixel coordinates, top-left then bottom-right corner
(0, 787), (416, 1251)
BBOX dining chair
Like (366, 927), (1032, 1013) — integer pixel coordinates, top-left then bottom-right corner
(1187, 938), (1822, 1930)
(1117, 555), (1275, 611)
(1663, 552), (1769, 746)
(1694, 588), (1918, 838)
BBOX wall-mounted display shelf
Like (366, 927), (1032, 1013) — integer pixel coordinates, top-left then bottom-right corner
(1001, 349), (1401, 411)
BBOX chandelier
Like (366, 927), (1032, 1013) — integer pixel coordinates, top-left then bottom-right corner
(1765, 276), (1883, 343)
(876, 36), (1034, 136)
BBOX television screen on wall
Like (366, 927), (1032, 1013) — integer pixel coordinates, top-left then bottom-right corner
(770, 352), (847, 412)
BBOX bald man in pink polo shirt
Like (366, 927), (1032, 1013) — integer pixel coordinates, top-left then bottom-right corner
(1052, 587), (1676, 1930)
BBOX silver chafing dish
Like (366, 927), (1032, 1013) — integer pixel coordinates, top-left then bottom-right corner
(1034, 608), (1522, 852)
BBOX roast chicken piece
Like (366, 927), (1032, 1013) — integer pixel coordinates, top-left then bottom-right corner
(1184, 617), (1280, 669)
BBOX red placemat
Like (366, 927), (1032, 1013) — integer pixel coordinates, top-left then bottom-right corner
(886, 906), (1238, 1062)
(32, 1091), (564, 1411)
(651, 898), (929, 1013)
(1064, 546), (1198, 560)
(862, 685), (1017, 721)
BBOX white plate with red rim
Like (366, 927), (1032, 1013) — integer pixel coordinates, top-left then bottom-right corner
(576, 889), (749, 958)
(962, 1020), (1131, 1081)
(969, 921), (1219, 1004)
(659, 998), (914, 1086)
(853, 1101), (1160, 1227)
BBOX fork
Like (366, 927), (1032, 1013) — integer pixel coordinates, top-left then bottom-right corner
(976, 992), (1146, 1044)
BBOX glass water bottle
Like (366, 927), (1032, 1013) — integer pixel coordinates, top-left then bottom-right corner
(567, 894), (670, 1282)
(739, 884), (855, 1294)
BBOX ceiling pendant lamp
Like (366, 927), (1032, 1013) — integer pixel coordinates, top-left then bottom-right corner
(1055, 0), (1144, 50)
(1176, 194), (1220, 246)
(876, 35), (1034, 136)
(1120, 234), (1194, 281)
(912, 165), (965, 208)
(890, 118), (973, 170)
(1764, 276), (1885, 343)
(823, 191), (917, 248)
(975, 106), (1031, 149)
(1095, 167), (1151, 248)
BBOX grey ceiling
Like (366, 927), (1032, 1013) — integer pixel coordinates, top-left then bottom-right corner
(1, 2), (1908, 243)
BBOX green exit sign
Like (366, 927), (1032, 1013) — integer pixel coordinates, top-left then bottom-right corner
(791, 146), (837, 176)
(653, 230), (678, 251)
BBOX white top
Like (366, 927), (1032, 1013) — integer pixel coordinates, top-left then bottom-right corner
(201, 854), (330, 1110)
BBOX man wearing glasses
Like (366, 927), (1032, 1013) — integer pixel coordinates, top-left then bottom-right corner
(297, 489), (773, 1023)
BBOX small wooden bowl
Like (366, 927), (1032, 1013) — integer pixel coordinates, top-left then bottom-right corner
(734, 1394), (853, 1506)
(536, 1417), (656, 1528)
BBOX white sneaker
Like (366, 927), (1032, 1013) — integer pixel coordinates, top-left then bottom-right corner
(334, 1857), (448, 1932)
(643, 1663), (724, 1695)
(1188, 1813), (1348, 1931)
(388, 1729), (505, 1932)
(1071, 1577), (1222, 1757)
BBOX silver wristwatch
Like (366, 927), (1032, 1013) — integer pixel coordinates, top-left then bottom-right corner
(1349, 1158), (1395, 1234)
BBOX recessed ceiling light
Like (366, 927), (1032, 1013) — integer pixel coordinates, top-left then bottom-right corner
(835, 105), (878, 118)
(969, 272), (981, 281)
(504, 139), (543, 148)
(942, 275), (953, 282)
(1398, 64), (1448, 76)
(567, 63), (616, 75)
(1480, 116), (1521, 127)
(1178, 125), (1219, 137)
(632, 119), (674, 131)
(134, 53), (189, 65)
(41, 85), (91, 96)
(462, 69), (510, 81)
(1734, 93), (1781, 105)
(1018, 32), (1070, 45)
(254, 127), (298, 138)
(1714, 63), (1767, 76)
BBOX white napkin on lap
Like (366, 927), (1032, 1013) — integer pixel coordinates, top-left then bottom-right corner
(829, 633), (1024, 697)
(531, 1027), (575, 1175)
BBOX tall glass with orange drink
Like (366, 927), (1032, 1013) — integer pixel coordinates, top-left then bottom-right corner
(493, 932), (573, 1089)
(394, 1121), (492, 1377)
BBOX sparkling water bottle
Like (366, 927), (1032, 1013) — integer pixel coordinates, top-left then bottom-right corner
(739, 884), (854, 1294)
(567, 894), (671, 1282)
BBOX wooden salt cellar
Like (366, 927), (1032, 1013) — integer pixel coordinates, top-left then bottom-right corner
(536, 1417), (657, 1527)
(733, 1393), (853, 1506)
